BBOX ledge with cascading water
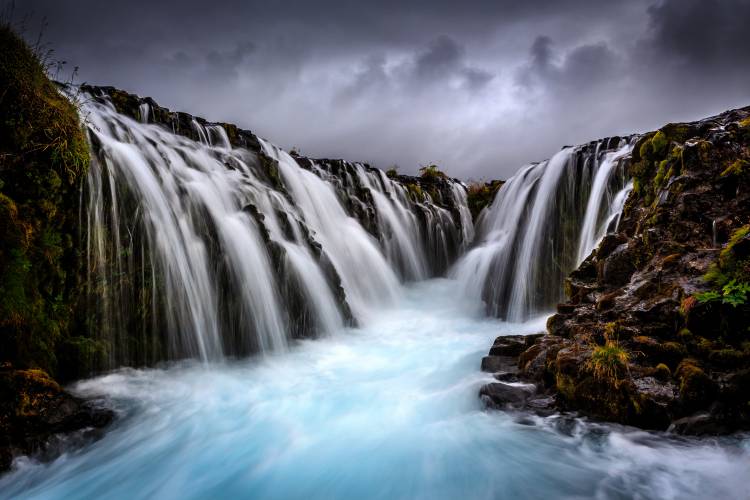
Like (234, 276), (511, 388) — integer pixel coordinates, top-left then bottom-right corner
(5, 80), (750, 498)
(451, 138), (633, 321)
(79, 85), (475, 370)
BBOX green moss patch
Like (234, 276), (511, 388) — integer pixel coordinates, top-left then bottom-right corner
(0, 24), (90, 379)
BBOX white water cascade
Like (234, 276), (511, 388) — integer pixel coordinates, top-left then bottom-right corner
(8, 88), (750, 500)
(576, 145), (634, 264)
(82, 89), (472, 367)
(451, 139), (633, 321)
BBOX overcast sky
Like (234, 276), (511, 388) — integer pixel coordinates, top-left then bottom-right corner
(16, 0), (750, 179)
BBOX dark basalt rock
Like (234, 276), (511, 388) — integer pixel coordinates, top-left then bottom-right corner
(0, 367), (114, 472)
(600, 243), (637, 286)
(481, 355), (518, 374)
(479, 382), (536, 409)
(481, 106), (750, 434)
(488, 333), (544, 357)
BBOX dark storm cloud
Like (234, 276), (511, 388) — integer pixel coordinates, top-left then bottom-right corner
(642, 0), (750, 67)
(15, 0), (750, 179)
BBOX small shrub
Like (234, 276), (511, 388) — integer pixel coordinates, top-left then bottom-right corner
(418, 164), (446, 180)
(586, 336), (630, 385)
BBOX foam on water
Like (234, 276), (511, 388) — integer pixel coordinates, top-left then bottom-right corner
(2, 279), (748, 500)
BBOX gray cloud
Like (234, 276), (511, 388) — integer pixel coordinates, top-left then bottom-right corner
(14, 0), (750, 179)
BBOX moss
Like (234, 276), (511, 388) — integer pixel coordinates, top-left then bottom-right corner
(405, 182), (424, 201)
(258, 152), (282, 189)
(555, 372), (577, 401)
(721, 159), (748, 177)
(660, 123), (693, 143)
(653, 159), (669, 192)
(721, 225), (750, 264)
(0, 24), (90, 378)
(676, 359), (716, 409)
(708, 348), (748, 369)
(220, 123), (239, 145)
(740, 117), (750, 128)
(651, 130), (668, 157)
(636, 132), (657, 161)
(57, 336), (109, 380)
(466, 180), (503, 219)
(677, 328), (693, 341)
(654, 363), (671, 381)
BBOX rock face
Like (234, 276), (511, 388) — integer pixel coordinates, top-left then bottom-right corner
(0, 366), (113, 472)
(482, 108), (750, 433)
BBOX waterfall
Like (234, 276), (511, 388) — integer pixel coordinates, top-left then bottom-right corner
(576, 144), (633, 264)
(451, 139), (633, 321)
(78, 84), (635, 365)
(80, 88), (472, 368)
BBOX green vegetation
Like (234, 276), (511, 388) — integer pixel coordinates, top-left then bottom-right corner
(694, 225), (750, 308)
(586, 333), (630, 386)
(675, 359), (716, 409)
(0, 23), (91, 379)
(696, 279), (750, 307)
(721, 159), (748, 177)
(405, 182), (424, 201)
(653, 363), (671, 381)
(466, 180), (503, 219)
(418, 164), (446, 180)
(630, 125), (690, 203)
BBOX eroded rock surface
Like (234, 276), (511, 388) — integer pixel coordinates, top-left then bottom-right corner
(480, 108), (750, 434)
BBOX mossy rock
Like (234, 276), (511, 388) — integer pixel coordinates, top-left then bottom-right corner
(0, 24), (91, 379)
(708, 349), (750, 369)
(654, 363), (671, 381)
(676, 359), (717, 411)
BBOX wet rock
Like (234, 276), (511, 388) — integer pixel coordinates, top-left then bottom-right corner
(488, 336), (528, 357)
(525, 395), (557, 415)
(479, 382), (536, 408)
(600, 243), (636, 286)
(493, 372), (519, 382)
(0, 368), (114, 472)
(668, 413), (729, 435)
(481, 356), (517, 374)
(488, 333), (544, 357)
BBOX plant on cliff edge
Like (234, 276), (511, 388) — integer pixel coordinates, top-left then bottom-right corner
(418, 164), (445, 180)
(586, 335), (630, 386)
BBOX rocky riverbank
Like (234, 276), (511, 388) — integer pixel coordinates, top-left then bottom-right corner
(0, 25), (115, 472)
(480, 106), (750, 434)
(0, 366), (113, 471)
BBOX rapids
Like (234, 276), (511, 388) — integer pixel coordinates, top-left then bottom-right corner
(2, 280), (748, 499)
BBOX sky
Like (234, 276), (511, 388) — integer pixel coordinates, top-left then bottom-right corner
(14, 0), (750, 179)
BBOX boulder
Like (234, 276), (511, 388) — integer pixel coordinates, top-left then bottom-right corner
(0, 368), (114, 472)
(480, 355), (518, 374)
(479, 382), (536, 409)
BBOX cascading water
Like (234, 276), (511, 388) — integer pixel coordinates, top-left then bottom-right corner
(5, 88), (749, 500)
(451, 139), (633, 321)
(81, 89), (472, 367)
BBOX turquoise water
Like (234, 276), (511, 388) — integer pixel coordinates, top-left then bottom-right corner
(3, 279), (749, 499)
